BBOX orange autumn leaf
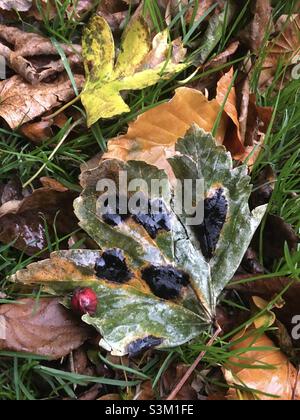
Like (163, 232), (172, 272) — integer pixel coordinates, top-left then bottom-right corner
(224, 327), (300, 400)
(104, 69), (248, 179)
(216, 67), (244, 156)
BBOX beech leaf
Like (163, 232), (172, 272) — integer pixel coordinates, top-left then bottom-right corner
(81, 15), (187, 127)
(224, 323), (300, 400)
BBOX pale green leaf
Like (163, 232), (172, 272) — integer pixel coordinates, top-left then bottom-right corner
(11, 250), (208, 356)
(168, 126), (267, 311)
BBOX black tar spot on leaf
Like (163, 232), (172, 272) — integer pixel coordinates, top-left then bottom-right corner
(141, 265), (189, 300)
(95, 248), (132, 283)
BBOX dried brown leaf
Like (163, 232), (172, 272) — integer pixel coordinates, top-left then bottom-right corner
(229, 275), (300, 347)
(0, 74), (84, 129)
(20, 113), (68, 144)
(0, 0), (31, 11)
(259, 14), (300, 88)
(238, 0), (273, 53)
(161, 363), (198, 400)
(0, 24), (82, 84)
(0, 178), (78, 256)
(0, 298), (90, 359)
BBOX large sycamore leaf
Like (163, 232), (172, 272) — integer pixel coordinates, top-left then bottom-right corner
(11, 127), (266, 356)
(11, 250), (208, 356)
(81, 15), (187, 127)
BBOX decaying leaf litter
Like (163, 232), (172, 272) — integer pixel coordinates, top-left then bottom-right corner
(0, 0), (300, 401)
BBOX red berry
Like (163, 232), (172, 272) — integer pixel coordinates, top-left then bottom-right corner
(71, 288), (98, 316)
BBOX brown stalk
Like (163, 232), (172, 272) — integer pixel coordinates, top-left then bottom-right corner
(166, 323), (222, 400)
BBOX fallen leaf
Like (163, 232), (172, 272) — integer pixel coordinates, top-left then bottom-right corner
(0, 74), (84, 129)
(68, 0), (97, 18)
(97, 0), (132, 34)
(241, 248), (265, 275)
(0, 177), (78, 256)
(19, 113), (69, 144)
(161, 364), (198, 400)
(253, 214), (299, 266)
(0, 177), (24, 204)
(12, 127), (266, 355)
(0, 24), (82, 84)
(250, 165), (276, 208)
(224, 324), (300, 400)
(11, 248), (209, 356)
(259, 14), (300, 88)
(216, 67), (243, 156)
(229, 275), (300, 347)
(104, 69), (263, 180)
(81, 15), (187, 127)
(190, 41), (239, 95)
(0, 298), (90, 359)
(238, 0), (273, 53)
(135, 381), (155, 400)
(196, 0), (236, 64)
(104, 88), (226, 180)
(0, 0), (31, 11)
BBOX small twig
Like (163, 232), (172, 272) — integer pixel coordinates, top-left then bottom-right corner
(166, 323), (222, 401)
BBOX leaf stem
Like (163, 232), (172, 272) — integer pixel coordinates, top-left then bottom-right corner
(166, 323), (222, 400)
(43, 94), (82, 121)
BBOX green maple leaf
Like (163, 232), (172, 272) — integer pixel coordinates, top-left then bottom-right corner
(81, 15), (187, 127)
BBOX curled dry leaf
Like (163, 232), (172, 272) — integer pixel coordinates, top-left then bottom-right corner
(238, 0), (273, 53)
(0, 24), (82, 85)
(196, 0), (236, 64)
(0, 74), (84, 129)
(0, 177), (78, 256)
(252, 214), (299, 266)
(20, 113), (69, 144)
(229, 275), (300, 346)
(0, 0), (32, 11)
(0, 298), (90, 359)
(224, 324), (300, 400)
(259, 14), (300, 88)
